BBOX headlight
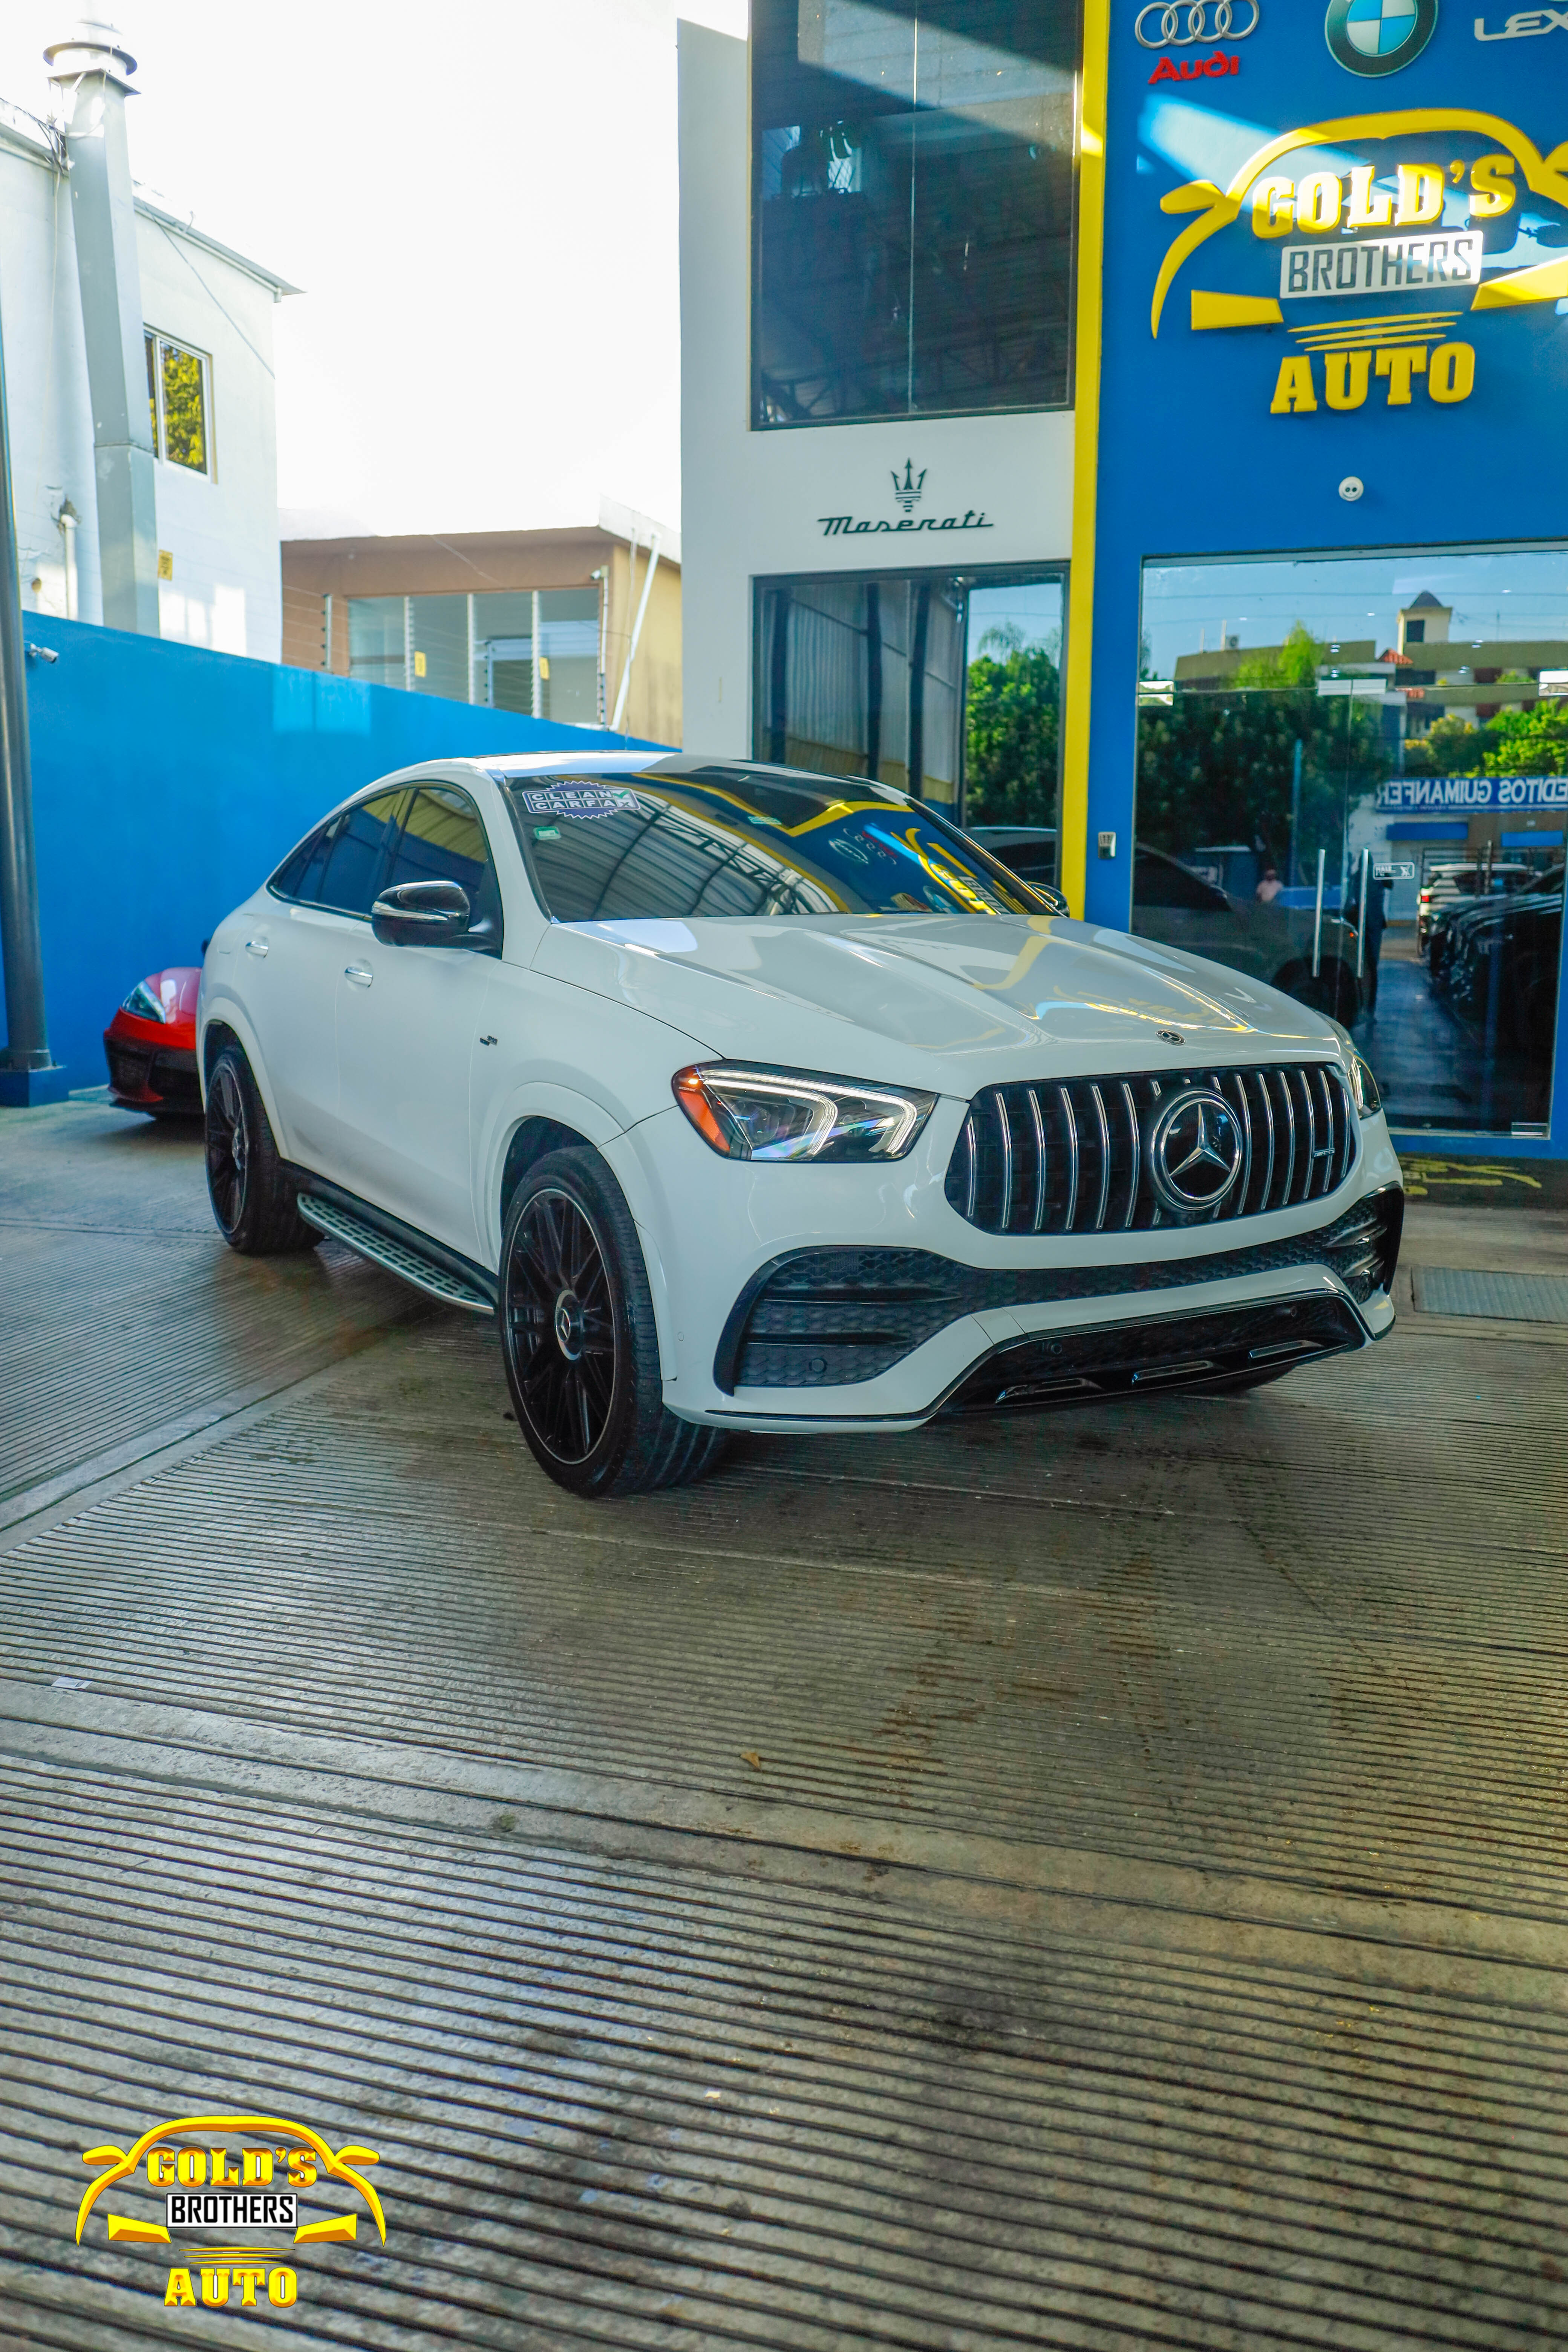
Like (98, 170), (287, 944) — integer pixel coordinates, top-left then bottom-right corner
(121, 980), (169, 1023)
(1346, 1050), (1381, 1119)
(672, 1063), (937, 1162)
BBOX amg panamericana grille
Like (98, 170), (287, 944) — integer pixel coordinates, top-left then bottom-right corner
(945, 1063), (1357, 1237)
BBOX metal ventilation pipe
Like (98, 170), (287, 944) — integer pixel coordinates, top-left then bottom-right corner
(44, 20), (159, 636)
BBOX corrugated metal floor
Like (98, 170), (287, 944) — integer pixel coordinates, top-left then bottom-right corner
(3, 1101), (1567, 2347)
(1412, 1265), (1568, 1323)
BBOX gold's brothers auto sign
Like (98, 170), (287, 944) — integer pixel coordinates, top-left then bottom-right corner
(1150, 107), (1568, 419)
(76, 2111), (386, 2310)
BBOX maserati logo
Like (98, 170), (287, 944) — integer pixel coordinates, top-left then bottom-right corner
(1146, 1089), (1245, 1213)
(891, 460), (926, 514)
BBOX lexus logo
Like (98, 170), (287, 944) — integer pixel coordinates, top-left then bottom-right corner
(1146, 1089), (1245, 1213)
(1135, 0), (1260, 44)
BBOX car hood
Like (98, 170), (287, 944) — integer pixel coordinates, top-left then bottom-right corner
(532, 913), (1341, 1092)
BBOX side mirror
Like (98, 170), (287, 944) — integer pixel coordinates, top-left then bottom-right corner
(371, 878), (473, 947)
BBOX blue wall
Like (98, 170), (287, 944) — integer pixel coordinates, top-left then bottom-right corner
(9, 612), (666, 1089)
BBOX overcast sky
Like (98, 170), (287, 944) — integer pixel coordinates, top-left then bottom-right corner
(0, 1), (746, 538)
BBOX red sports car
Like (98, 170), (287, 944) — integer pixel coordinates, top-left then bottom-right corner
(104, 966), (202, 1115)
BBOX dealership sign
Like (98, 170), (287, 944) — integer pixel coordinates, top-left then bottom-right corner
(1377, 773), (1568, 810)
(1079, 0), (1568, 927)
(1147, 112), (1568, 423)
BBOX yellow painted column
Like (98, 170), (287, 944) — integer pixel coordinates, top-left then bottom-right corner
(1058, 0), (1111, 919)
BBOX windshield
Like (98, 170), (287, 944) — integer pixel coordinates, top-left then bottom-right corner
(500, 761), (1056, 922)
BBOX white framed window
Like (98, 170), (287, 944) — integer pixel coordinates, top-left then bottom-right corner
(145, 331), (213, 476)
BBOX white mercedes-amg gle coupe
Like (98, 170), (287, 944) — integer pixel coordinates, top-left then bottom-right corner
(198, 753), (1403, 1496)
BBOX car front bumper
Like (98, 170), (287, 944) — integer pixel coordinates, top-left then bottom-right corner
(104, 1028), (201, 1113)
(609, 1098), (1403, 1435)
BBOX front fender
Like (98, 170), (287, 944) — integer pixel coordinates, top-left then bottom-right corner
(196, 988), (289, 1152)
(475, 1080), (686, 1380)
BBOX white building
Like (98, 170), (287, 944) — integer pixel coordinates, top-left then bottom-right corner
(0, 27), (292, 660)
(678, 11), (1077, 804)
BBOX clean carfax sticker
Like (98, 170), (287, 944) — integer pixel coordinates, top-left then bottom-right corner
(521, 786), (640, 819)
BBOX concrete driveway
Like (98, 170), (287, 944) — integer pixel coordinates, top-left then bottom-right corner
(3, 1099), (1566, 2347)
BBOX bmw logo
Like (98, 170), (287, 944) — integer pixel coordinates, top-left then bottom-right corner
(1146, 1089), (1245, 1215)
(1325, 0), (1438, 74)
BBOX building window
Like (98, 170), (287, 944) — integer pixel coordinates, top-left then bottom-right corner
(145, 332), (211, 473)
(344, 588), (603, 718)
(754, 565), (1063, 842)
(752, 0), (1081, 427)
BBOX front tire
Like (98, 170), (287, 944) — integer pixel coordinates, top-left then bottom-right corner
(205, 1042), (320, 1255)
(499, 1146), (728, 1498)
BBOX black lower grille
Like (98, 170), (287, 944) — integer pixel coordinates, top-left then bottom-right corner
(107, 1045), (152, 1096)
(937, 1294), (1366, 1418)
(715, 1190), (1400, 1392)
(148, 1049), (201, 1111)
(107, 1042), (199, 1109)
(946, 1063), (1357, 1236)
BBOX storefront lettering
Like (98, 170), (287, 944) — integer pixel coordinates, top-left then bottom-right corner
(1474, 8), (1568, 38)
(818, 511), (994, 537)
(1251, 162), (1474, 238)
(1148, 52), (1240, 80)
(1269, 341), (1475, 410)
(1279, 232), (1483, 297)
(1378, 775), (1568, 810)
(1150, 113), (1564, 338)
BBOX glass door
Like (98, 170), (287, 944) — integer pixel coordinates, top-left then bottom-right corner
(1135, 548), (1567, 1133)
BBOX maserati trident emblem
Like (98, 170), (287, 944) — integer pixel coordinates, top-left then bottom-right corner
(1146, 1089), (1245, 1213)
(891, 460), (926, 514)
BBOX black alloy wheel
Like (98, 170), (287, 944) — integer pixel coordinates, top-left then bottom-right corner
(506, 1187), (618, 1464)
(205, 1056), (250, 1234)
(204, 1040), (320, 1255)
(498, 1145), (729, 1499)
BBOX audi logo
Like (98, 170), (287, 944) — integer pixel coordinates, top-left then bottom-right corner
(1135, 0), (1260, 46)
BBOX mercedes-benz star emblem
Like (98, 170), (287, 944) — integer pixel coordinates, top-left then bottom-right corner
(1146, 1089), (1245, 1213)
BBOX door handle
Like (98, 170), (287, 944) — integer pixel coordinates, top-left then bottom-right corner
(344, 963), (373, 988)
(244, 936), (269, 958)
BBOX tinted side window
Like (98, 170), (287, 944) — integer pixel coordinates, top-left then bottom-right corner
(314, 790), (409, 917)
(270, 822), (332, 902)
(384, 784), (503, 937)
(1134, 849), (1230, 913)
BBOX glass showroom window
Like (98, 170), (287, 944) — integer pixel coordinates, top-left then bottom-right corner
(1134, 547), (1568, 1135)
(752, 0), (1080, 426)
(144, 332), (211, 473)
(755, 567), (1063, 851)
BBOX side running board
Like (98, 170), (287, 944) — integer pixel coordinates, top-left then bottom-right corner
(297, 1194), (495, 1315)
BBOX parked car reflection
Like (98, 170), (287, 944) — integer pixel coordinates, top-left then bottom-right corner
(969, 827), (1364, 1021)
(1419, 861), (1537, 960)
(1429, 864), (1565, 1063)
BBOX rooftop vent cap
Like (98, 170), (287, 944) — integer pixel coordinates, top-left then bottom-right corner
(44, 18), (138, 89)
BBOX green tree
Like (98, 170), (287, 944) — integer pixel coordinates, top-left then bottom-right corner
(1403, 701), (1568, 777)
(1231, 619), (1321, 692)
(965, 628), (1061, 828)
(1480, 702), (1568, 776)
(1136, 623), (1389, 875)
(1403, 714), (1486, 776)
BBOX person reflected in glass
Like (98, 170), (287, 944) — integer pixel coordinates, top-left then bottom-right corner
(1347, 871), (1391, 1015)
(1254, 865), (1283, 904)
